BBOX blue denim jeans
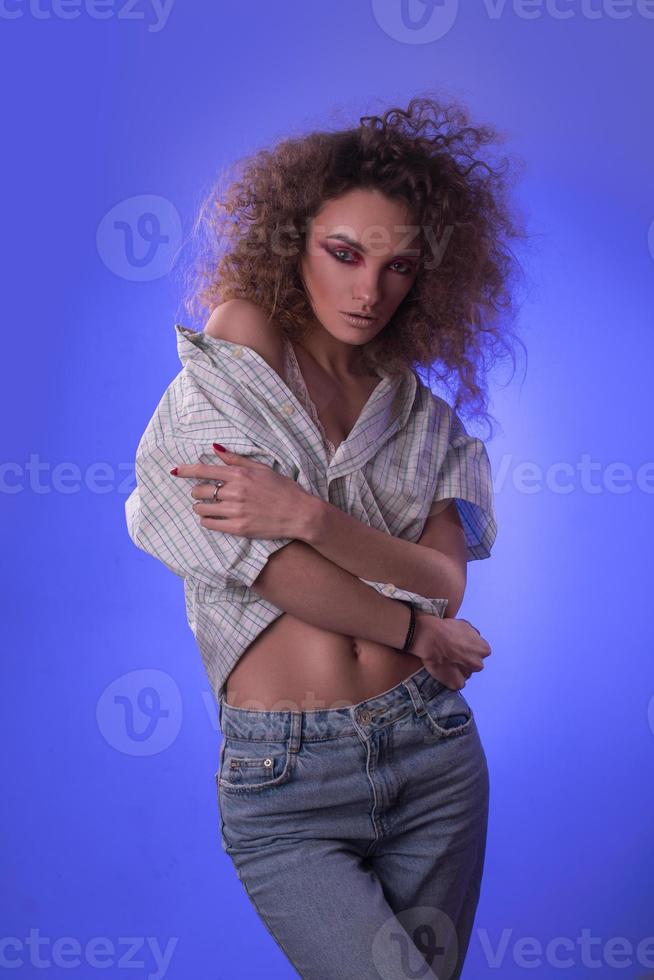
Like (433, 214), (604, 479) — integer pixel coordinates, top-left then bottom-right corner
(216, 664), (489, 980)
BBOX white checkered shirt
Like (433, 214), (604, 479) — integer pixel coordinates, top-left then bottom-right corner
(125, 325), (497, 703)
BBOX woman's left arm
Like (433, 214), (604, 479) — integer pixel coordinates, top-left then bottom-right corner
(303, 496), (467, 614)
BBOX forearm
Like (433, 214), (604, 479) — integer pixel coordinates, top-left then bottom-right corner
(300, 497), (460, 603)
(249, 539), (413, 650)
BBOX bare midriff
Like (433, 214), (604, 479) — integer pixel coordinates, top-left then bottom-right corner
(224, 618), (425, 710)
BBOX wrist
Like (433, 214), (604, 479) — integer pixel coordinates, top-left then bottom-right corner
(396, 599), (417, 653)
(409, 610), (442, 659)
(382, 597), (411, 651)
(295, 492), (329, 545)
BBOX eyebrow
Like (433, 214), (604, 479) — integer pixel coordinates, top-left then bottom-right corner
(326, 233), (420, 259)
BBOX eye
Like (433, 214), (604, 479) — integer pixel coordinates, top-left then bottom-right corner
(329, 247), (357, 264)
(390, 260), (415, 276)
(328, 248), (415, 276)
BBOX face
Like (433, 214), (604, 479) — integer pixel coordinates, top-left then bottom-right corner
(298, 188), (420, 351)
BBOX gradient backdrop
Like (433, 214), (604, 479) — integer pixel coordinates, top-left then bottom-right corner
(3, 1), (653, 978)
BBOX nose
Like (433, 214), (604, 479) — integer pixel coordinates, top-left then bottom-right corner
(353, 273), (382, 309)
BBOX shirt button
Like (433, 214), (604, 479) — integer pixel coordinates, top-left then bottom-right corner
(230, 346), (244, 357)
(280, 402), (295, 416)
(382, 583), (396, 596)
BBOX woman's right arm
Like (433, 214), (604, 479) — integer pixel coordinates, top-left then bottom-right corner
(250, 541), (490, 690)
(249, 538), (412, 649)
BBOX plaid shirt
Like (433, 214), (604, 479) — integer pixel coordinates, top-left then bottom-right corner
(124, 325), (497, 703)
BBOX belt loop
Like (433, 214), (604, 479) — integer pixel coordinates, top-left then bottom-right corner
(288, 710), (302, 754)
(403, 675), (427, 717)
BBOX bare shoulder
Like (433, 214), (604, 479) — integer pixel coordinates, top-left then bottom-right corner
(203, 299), (285, 378)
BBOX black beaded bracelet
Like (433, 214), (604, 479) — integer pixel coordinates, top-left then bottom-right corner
(397, 599), (416, 653)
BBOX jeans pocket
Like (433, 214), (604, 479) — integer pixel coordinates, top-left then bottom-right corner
(217, 735), (295, 793)
(422, 688), (474, 739)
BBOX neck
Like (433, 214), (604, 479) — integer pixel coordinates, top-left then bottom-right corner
(298, 329), (373, 382)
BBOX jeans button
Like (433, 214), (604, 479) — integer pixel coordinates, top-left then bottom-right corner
(359, 710), (372, 724)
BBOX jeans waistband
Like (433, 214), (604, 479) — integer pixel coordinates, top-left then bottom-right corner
(218, 665), (446, 744)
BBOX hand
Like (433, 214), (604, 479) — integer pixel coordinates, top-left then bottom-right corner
(409, 612), (492, 690)
(171, 445), (315, 540)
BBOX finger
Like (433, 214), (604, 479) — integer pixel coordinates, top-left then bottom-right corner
(213, 446), (264, 467)
(171, 462), (234, 480)
(190, 481), (229, 500)
(198, 515), (249, 535)
(192, 500), (232, 517)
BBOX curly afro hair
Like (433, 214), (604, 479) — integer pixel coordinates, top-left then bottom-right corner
(176, 94), (533, 439)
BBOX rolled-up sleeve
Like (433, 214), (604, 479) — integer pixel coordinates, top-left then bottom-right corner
(125, 435), (293, 591)
(431, 410), (498, 561)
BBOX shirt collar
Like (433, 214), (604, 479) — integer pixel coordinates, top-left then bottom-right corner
(174, 323), (417, 476)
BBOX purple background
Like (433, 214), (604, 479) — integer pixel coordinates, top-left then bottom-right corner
(3, 1), (653, 977)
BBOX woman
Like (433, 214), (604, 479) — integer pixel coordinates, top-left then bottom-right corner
(126, 95), (527, 979)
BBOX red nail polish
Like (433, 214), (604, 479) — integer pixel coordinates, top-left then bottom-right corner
(213, 443), (227, 452)
(170, 467), (178, 475)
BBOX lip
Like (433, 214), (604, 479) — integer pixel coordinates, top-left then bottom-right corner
(340, 311), (379, 325)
